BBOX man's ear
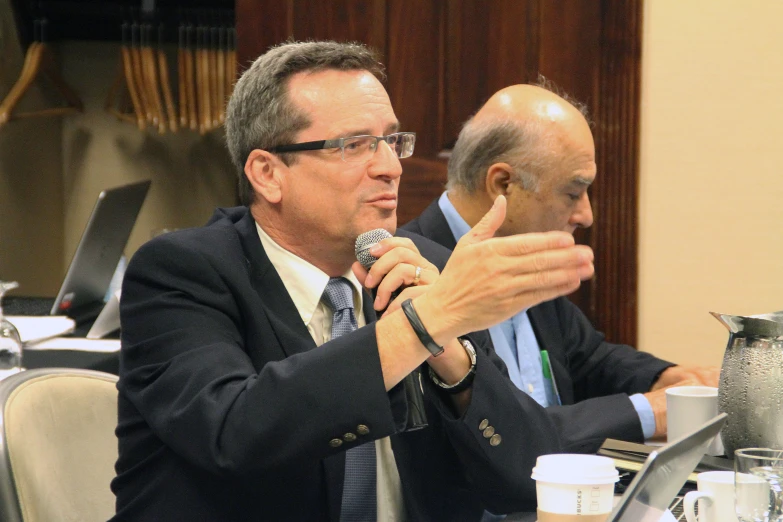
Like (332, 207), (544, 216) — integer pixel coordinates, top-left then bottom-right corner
(245, 149), (284, 204)
(484, 162), (514, 199)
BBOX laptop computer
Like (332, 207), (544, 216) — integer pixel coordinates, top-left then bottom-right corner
(4, 179), (151, 331)
(607, 413), (728, 522)
(599, 438), (733, 478)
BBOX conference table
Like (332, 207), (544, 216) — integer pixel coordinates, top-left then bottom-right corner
(23, 337), (120, 375)
(24, 345), (119, 374)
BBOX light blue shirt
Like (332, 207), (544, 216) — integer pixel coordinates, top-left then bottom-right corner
(437, 192), (655, 439)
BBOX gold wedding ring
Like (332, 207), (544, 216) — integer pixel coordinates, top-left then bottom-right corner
(412, 266), (422, 286)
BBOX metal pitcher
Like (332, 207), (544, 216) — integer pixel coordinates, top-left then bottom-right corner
(711, 310), (783, 457)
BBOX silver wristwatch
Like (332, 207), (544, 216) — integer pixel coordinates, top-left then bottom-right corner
(428, 338), (477, 394)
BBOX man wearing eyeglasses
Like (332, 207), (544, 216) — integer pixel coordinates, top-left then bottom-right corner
(111, 41), (595, 522)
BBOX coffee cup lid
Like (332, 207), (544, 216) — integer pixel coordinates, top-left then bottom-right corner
(531, 454), (619, 485)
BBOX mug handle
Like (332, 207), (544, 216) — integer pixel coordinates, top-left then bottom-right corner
(684, 491), (713, 522)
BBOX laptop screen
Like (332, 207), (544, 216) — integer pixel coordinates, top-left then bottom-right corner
(51, 180), (151, 322)
(608, 413), (727, 522)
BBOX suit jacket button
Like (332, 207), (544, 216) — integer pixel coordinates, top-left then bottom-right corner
(343, 433), (357, 442)
(489, 434), (502, 446)
(479, 419), (489, 431)
(357, 424), (370, 435)
(329, 438), (343, 448)
(483, 426), (495, 438)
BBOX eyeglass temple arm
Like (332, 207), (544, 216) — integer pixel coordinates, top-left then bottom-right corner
(270, 139), (329, 153)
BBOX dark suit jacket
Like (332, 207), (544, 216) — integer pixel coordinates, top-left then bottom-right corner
(402, 199), (675, 453)
(111, 206), (566, 522)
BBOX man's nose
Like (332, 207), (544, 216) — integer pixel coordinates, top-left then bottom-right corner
(367, 140), (402, 179)
(571, 193), (594, 229)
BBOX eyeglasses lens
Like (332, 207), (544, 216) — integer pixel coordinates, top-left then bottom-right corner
(341, 134), (415, 162)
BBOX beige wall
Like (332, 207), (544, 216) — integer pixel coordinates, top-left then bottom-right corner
(1, 33), (237, 296)
(60, 41), (237, 273)
(0, 1), (64, 295)
(638, 1), (783, 366)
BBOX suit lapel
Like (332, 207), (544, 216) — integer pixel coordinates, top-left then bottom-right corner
(414, 199), (459, 251)
(236, 210), (383, 520)
(234, 209), (316, 358)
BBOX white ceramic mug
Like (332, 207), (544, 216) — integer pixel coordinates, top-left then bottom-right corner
(683, 471), (735, 522)
(666, 386), (724, 456)
(532, 454), (618, 521)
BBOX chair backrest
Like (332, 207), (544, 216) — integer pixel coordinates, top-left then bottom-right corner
(0, 368), (118, 522)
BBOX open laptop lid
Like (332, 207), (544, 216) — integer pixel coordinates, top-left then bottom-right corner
(608, 412), (728, 522)
(51, 180), (151, 322)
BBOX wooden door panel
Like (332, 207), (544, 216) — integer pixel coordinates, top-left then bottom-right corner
(443, 0), (538, 150)
(386, 0), (443, 159)
(537, 0), (601, 106)
(290, 0), (387, 54)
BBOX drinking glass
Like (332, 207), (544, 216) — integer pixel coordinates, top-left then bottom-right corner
(735, 448), (783, 521)
(0, 281), (23, 380)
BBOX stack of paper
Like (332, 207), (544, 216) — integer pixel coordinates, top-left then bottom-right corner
(5, 316), (75, 345)
(27, 337), (120, 353)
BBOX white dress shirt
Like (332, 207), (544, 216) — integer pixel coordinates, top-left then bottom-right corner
(256, 222), (406, 521)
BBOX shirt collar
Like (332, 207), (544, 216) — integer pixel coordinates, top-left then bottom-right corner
(255, 222), (364, 326)
(438, 191), (472, 242)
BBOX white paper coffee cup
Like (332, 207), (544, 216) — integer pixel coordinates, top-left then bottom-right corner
(531, 454), (619, 516)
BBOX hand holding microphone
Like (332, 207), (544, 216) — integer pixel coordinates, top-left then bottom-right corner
(353, 230), (439, 315)
(354, 229), (439, 431)
(353, 196), (593, 418)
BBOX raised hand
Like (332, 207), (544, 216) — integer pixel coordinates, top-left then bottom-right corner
(412, 195), (594, 346)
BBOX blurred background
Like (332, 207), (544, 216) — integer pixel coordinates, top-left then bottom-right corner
(0, 0), (780, 367)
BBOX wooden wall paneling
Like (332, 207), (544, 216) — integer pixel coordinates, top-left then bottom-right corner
(442, 0), (537, 150)
(235, 0), (386, 71)
(397, 157), (448, 225)
(484, 0), (539, 96)
(233, 0), (645, 345)
(443, 0), (489, 150)
(235, 0), (292, 71)
(536, 0), (601, 320)
(386, 0), (442, 158)
(387, 0), (447, 224)
(536, 0), (601, 105)
(592, 0), (643, 346)
(290, 0), (387, 55)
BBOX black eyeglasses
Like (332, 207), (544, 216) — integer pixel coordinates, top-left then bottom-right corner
(269, 132), (416, 163)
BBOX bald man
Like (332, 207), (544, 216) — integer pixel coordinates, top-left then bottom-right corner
(402, 82), (719, 453)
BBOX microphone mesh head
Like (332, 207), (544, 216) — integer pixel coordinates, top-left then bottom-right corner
(355, 228), (392, 269)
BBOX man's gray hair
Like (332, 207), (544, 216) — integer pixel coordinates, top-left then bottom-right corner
(446, 76), (589, 195)
(225, 40), (386, 206)
(446, 116), (547, 193)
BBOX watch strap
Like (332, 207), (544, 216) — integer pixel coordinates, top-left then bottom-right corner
(428, 338), (477, 394)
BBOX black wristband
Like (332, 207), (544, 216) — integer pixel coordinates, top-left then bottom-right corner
(401, 298), (444, 357)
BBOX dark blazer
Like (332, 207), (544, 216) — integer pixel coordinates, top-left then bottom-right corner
(111, 206), (566, 522)
(402, 198), (675, 453)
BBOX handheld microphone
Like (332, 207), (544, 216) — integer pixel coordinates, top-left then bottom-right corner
(355, 229), (428, 432)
